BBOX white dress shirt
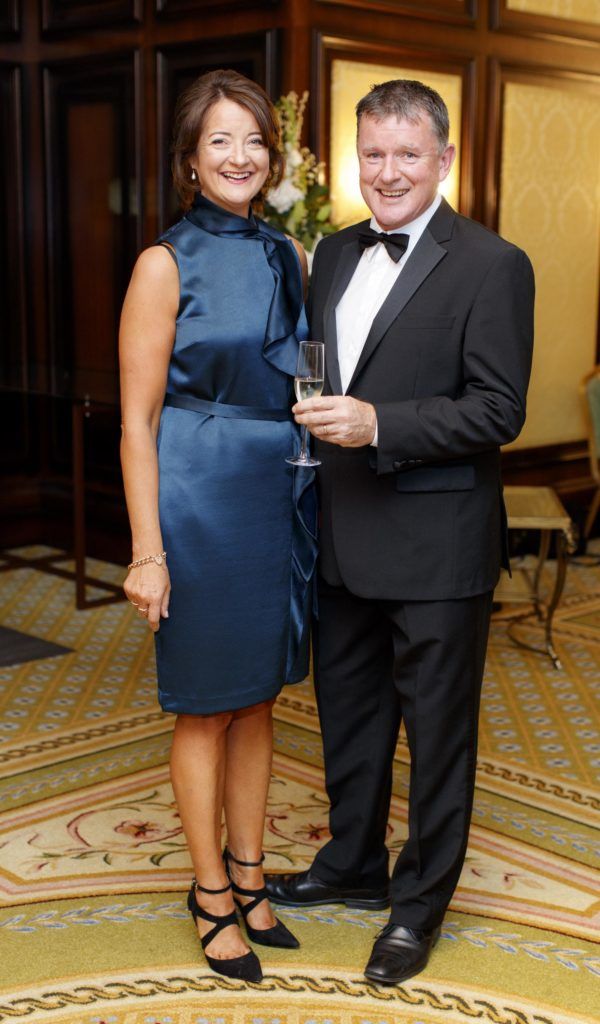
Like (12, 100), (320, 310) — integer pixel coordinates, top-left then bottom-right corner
(335, 193), (442, 444)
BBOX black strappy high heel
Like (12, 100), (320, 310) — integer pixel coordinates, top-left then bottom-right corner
(187, 878), (263, 982)
(223, 848), (300, 949)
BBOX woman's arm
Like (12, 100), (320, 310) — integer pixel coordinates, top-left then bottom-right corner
(119, 245), (179, 631)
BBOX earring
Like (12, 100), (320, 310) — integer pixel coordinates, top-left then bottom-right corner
(191, 168), (197, 182)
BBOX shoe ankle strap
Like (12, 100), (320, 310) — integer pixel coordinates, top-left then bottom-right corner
(191, 877), (232, 895)
(225, 848), (265, 868)
(230, 879), (268, 916)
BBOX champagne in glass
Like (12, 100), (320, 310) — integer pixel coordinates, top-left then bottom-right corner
(286, 341), (324, 467)
(294, 377), (324, 403)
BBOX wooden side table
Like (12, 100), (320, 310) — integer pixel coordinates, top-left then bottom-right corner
(494, 486), (576, 670)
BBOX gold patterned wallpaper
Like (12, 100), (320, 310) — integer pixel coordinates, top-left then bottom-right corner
(507, 0), (600, 23)
(499, 78), (600, 449)
(329, 59), (462, 227)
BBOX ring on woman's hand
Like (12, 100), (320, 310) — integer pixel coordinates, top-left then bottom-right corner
(322, 424), (328, 435)
(138, 607), (148, 613)
(131, 602), (139, 607)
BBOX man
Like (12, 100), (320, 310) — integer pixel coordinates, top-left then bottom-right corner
(266, 80), (534, 985)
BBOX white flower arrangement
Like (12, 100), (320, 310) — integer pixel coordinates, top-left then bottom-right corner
(264, 91), (337, 261)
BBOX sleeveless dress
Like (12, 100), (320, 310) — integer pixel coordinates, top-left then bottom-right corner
(154, 195), (317, 715)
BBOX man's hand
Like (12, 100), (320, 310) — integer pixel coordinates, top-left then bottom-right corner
(293, 395), (377, 447)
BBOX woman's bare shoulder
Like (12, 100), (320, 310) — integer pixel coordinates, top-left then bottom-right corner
(133, 244), (178, 284)
(128, 245), (178, 307)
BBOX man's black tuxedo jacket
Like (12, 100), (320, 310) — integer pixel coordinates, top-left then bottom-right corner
(307, 198), (535, 601)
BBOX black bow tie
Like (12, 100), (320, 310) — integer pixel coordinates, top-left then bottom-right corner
(357, 228), (409, 263)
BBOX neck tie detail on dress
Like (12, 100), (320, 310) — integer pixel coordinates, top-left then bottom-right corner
(185, 194), (303, 377)
(357, 228), (409, 263)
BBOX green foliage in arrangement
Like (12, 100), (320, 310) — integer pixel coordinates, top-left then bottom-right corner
(263, 91), (338, 254)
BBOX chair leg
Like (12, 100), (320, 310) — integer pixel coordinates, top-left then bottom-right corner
(584, 488), (600, 541)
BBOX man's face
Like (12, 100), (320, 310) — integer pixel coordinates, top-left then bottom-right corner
(357, 112), (455, 230)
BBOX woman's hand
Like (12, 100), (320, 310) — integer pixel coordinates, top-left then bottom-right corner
(124, 562), (171, 632)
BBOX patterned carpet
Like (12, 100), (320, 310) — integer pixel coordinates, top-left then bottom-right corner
(0, 546), (598, 1024)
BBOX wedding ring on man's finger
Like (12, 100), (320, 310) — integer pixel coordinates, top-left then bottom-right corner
(131, 602), (139, 607)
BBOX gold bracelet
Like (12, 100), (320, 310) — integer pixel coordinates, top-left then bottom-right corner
(128, 552), (167, 570)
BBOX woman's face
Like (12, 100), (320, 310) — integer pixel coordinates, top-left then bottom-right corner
(192, 97), (270, 217)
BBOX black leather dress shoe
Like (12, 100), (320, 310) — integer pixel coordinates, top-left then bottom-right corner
(364, 923), (441, 985)
(264, 868), (390, 909)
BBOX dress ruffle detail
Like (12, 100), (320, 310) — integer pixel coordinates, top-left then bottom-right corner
(288, 464), (318, 682)
(186, 195), (303, 378)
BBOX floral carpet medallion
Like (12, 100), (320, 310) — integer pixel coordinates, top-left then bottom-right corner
(0, 549), (599, 1022)
(0, 757), (405, 900)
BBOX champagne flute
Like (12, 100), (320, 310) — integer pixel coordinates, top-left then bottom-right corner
(286, 340), (324, 467)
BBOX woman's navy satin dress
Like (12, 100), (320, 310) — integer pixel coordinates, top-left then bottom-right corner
(154, 195), (317, 715)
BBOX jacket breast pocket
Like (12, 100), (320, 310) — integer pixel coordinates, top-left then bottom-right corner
(400, 315), (456, 330)
(395, 463), (475, 493)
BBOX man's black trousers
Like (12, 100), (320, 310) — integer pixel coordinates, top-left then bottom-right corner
(312, 576), (493, 929)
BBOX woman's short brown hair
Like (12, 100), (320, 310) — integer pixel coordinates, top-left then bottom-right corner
(172, 69), (284, 212)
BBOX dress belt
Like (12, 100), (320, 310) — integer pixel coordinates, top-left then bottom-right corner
(164, 393), (292, 422)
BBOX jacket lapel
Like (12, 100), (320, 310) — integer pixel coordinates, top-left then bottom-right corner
(347, 200), (454, 392)
(322, 227), (366, 395)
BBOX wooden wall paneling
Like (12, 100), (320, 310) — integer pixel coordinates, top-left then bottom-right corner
(489, 60), (600, 484)
(491, 0), (600, 45)
(0, 0), (596, 550)
(280, 0), (310, 97)
(42, 47), (140, 534)
(460, 51), (478, 220)
(502, 439), (590, 490)
(486, 61), (600, 292)
(156, 29), (279, 231)
(483, 56), (503, 232)
(0, 0), (19, 38)
(313, 33), (477, 220)
(133, 46), (145, 255)
(40, 0), (142, 34)
(43, 51), (140, 414)
(41, 51), (141, 556)
(0, 65), (38, 531)
(0, 62), (27, 393)
(315, 0), (476, 25)
(486, 59), (599, 503)
(156, 0), (279, 15)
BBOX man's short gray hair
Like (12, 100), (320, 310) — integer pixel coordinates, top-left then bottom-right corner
(356, 79), (450, 151)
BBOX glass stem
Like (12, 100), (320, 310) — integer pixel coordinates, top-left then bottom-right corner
(300, 424), (309, 460)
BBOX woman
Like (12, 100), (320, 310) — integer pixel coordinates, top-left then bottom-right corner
(119, 69), (317, 984)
